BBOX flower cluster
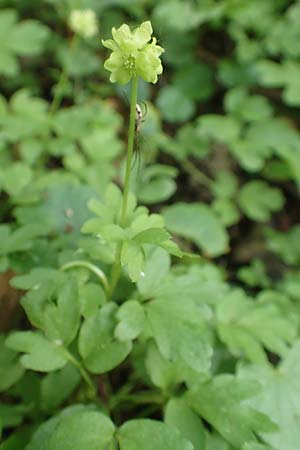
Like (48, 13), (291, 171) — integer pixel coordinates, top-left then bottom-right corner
(102, 21), (164, 85)
(68, 9), (98, 39)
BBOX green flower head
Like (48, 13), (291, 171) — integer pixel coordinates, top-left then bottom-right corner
(102, 21), (164, 85)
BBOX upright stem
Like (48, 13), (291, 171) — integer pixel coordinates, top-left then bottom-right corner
(120, 76), (138, 226)
(108, 77), (138, 299)
(62, 347), (97, 398)
(49, 36), (76, 115)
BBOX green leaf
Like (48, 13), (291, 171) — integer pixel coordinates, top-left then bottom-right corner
(266, 226), (300, 265)
(163, 203), (229, 257)
(121, 240), (145, 282)
(165, 398), (205, 450)
(0, 10), (49, 76)
(237, 259), (270, 288)
(211, 171), (238, 199)
(43, 278), (80, 346)
(2, 90), (49, 141)
(5, 332), (67, 372)
(238, 342), (300, 450)
(79, 283), (106, 319)
(173, 62), (214, 101)
(0, 403), (29, 430)
(137, 247), (170, 298)
(186, 375), (277, 448)
(216, 289), (296, 363)
(1, 163), (33, 197)
(133, 228), (170, 245)
(197, 115), (240, 144)
(15, 182), (95, 241)
(238, 181), (284, 221)
(79, 304), (132, 373)
(117, 419), (193, 450)
(26, 406), (115, 450)
(212, 198), (240, 227)
(115, 300), (146, 341)
(0, 335), (24, 392)
(257, 60), (300, 106)
(225, 88), (273, 122)
(0, 427), (32, 450)
(47, 410), (115, 450)
(146, 298), (212, 373)
(156, 85), (195, 123)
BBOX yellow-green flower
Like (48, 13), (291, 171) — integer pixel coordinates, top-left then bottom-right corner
(102, 21), (164, 85)
(68, 9), (98, 39)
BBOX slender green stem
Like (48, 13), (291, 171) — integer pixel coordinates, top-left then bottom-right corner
(49, 36), (76, 115)
(120, 76), (138, 226)
(60, 260), (109, 293)
(108, 76), (138, 299)
(62, 347), (97, 398)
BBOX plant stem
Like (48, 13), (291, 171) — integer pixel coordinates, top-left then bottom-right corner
(62, 347), (97, 398)
(108, 76), (138, 299)
(49, 36), (76, 115)
(120, 76), (138, 227)
(60, 260), (109, 293)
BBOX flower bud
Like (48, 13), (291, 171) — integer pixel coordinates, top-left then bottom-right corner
(69, 9), (98, 39)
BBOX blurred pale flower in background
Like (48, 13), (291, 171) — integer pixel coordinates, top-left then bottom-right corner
(68, 9), (98, 39)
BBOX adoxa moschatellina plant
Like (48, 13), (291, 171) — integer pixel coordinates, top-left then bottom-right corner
(3, 21), (279, 450)
(102, 20), (164, 230)
(98, 21), (180, 297)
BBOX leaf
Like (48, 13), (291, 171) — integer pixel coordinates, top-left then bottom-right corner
(79, 304), (132, 374)
(121, 240), (145, 282)
(225, 88), (273, 122)
(115, 300), (146, 341)
(133, 228), (170, 245)
(186, 375), (277, 449)
(43, 278), (80, 346)
(137, 247), (171, 298)
(173, 62), (214, 101)
(25, 406), (115, 450)
(164, 398), (205, 450)
(238, 181), (284, 221)
(216, 289), (296, 363)
(211, 171), (238, 199)
(1, 90), (49, 141)
(15, 182), (95, 241)
(238, 342), (300, 450)
(0, 335), (24, 392)
(0, 224), (43, 256)
(78, 283), (106, 319)
(5, 332), (67, 372)
(163, 203), (229, 257)
(47, 410), (115, 450)
(1, 163), (33, 197)
(237, 259), (270, 288)
(156, 85), (195, 123)
(0, 403), (29, 430)
(197, 115), (240, 144)
(117, 419), (193, 450)
(0, 10), (49, 76)
(146, 298), (212, 373)
(266, 226), (300, 265)
(257, 60), (300, 106)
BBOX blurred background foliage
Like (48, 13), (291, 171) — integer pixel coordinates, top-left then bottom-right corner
(1, 0), (300, 448)
(0, 0), (299, 272)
